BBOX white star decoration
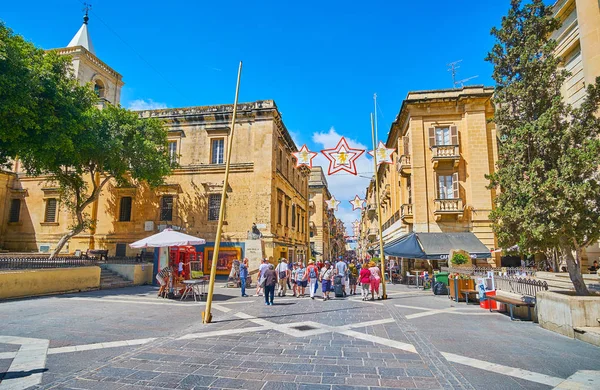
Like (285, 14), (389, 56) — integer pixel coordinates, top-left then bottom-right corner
(368, 141), (395, 166)
(292, 144), (318, 168)
(325, 196), (341, 211)
(321, 137), (365, 175)
(349, 195), (365, 211)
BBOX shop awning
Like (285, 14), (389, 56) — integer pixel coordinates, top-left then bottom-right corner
(384, 232), (491, 260)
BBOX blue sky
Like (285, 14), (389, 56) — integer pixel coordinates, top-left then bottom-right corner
(1, 0), (519, 234)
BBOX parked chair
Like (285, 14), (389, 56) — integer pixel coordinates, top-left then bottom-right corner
(406, 271), (416, 286)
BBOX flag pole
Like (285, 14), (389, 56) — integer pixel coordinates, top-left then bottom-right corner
(371, 113), (387, 300)
(203, 61), (243, 324)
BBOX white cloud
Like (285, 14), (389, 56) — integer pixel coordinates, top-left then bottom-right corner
(127, 99), (167, 111)
(311, 127), (374, 236)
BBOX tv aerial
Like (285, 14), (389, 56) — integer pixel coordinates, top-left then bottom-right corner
(447, 60), (478, 88)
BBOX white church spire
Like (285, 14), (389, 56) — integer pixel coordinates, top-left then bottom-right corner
(67, 3), (95, 54)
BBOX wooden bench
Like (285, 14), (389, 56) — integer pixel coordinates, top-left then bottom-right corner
(485, 293), (535, 321)
(461, 289), (480, 304)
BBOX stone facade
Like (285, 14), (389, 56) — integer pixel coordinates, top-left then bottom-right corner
(308, 167), (332, 262)
(358, 86), (498, 266)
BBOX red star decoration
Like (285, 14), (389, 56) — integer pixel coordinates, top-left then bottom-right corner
(321, 137), (365, 175)
(349, 195), (365, 211)
(291, 144), (318, 168)
(367, 141), (395, 166)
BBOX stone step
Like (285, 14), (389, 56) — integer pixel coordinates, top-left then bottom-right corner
(574, 327), (600, 348)
(99, 268), (133, 289)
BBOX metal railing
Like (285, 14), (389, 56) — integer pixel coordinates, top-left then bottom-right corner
(442, 266), (537, 277)
(495, 276), (548, 298)
(0, 256), (151, 270)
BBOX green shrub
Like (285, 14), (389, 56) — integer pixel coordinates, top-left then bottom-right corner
(451, 253), (469, 265)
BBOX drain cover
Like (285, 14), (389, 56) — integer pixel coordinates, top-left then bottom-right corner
(291, 325), (317, 331)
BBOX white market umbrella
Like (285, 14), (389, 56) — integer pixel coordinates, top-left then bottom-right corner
(129, 228), (206, 248)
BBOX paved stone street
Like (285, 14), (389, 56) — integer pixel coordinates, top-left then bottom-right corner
(0, 284), (599, 390)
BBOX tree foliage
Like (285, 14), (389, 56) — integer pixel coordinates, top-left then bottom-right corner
(0, 21), (172, 257)
(486, 0), (600, 295)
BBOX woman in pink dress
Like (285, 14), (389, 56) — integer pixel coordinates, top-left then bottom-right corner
(368, 261), (381, 300)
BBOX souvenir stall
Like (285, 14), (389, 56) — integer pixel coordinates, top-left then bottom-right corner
(129, 229), (206, 300)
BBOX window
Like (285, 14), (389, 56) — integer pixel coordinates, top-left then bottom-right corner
(9, 199), (20, 223)
(437, 173), (459, 199)
(93, 80), (105, 98)
(407, 176), (412, 204)
(115, 243), (127, 257)
(160, 195), (173, 221)
(297, 211), (300, 230)
(168, 141), (178, 164)
(291, 205), (296, 228)
(278, 150), (283, 171)
(428, 125), (458, 147)
(211, 139), (225, 164)
(301, 216), (304, 233)
(45, 198), (58, 223)
(277, 200), (283, 224)
(285, 204), (289, 227)
(119, 197), (132, 222)
(208, 194), (221, 221)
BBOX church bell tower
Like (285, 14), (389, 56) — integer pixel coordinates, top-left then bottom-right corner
(58, 4), (124, 106)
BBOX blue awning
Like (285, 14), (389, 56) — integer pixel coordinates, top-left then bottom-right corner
(384, 232), (491, 260)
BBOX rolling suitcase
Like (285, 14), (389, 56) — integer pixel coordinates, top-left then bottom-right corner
(334, 275), (343, 297)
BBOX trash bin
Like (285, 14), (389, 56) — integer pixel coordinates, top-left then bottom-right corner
(479, 290), (497, 310)
(434, 272), (449, 286)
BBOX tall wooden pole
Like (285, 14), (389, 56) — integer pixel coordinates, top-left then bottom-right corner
(203, 61), (242, 324)
(371, 113), (387, 299)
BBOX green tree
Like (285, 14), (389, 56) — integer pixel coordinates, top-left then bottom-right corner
(486, 0), (600, 295)
(0, 22), (172, 257)
(0, 22), (95, 167)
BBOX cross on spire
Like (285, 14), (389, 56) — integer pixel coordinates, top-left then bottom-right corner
(83, 2), (92, 24)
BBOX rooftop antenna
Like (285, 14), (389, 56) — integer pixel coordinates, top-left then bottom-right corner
(82, 2), (92, 24)
(447, 60), (478, 88)
(447, 60), (462, 88)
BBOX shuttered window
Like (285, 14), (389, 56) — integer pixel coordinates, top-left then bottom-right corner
(278, 200), (283, 224)
(291, 205), (296, 228)
(160, 195), (173, 221)
(428, 126), (458, 147)
(402, 136), (410, 155)
(9, 199), (20, 223)
(119, 197), (132, 222)
(45, 199), (58, 223)
(168, 141), (178, 164)
(208, 194), (221, 221)
(437, 173), (459, 199)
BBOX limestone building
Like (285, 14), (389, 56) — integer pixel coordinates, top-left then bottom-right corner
(308, 167), (331, 262)
(0, 15), (309, 271)
(358, 86), (498, 266)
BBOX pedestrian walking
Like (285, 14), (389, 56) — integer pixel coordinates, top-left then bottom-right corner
(291, 262), (298, 297)
(240, 258), (249, 297)
(335, 258), (348, 296)
(263, 264), (277, 306)
(348, 263), (358, 295)
(359, 264), (371, 300)
(256, 258), (269, 296)
(276, 258), (289, 297)
(368, 261), (382, 300)
(287, 257), (293, 290)
(320, 260), (333, 301)
(306, 260), (319, 300)
(296, 262), (307, 297)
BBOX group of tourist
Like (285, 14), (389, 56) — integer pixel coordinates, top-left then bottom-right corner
(245, 257), (383, 305)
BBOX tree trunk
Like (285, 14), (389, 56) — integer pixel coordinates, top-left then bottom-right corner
(558, 237), (590, 296)
(49, 225), (84, 259)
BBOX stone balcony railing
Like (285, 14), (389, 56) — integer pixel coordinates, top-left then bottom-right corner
(431, 145), (460, 168)
(401, 203), (413, 222)
(396, 155), (412, 175)
(367, 228), (378, 239)
(434, 198), (463, 219)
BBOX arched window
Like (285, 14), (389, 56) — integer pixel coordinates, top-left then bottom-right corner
(94, 79), (105, 98)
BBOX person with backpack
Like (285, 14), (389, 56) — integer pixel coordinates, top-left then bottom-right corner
(256, 258), (269, 296)
(319, 260), (333, 301)
(276, 258), (289, 297)
(306, 260), (319, 300)
(334, 258), (348, 297)
(348, 262), (358, 295)
(296, 262), (307, 297)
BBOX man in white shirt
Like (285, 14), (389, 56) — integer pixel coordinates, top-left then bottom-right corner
(256, 258), (269, 296)
(335, 258), (348, 296)
(275, 258), (290, 297)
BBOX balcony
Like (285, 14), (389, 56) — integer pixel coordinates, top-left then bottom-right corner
(367, 227), (378, 240)
(401, 203), (413, 223)
(396, 155), (412, 176)
(309, 200), (315, 209)
(367, 203), (377, 216)
(309, 221), (316, 230)
(431, 145), (460, 168)
(433, 198), (464, 220)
